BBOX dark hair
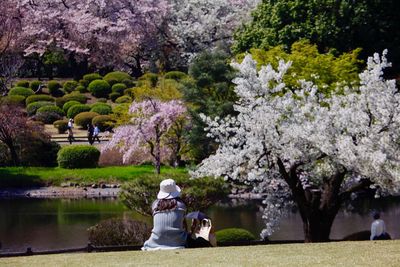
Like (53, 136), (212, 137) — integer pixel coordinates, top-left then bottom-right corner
(155, 197), (184, 212)
(373, 212), (380, 220)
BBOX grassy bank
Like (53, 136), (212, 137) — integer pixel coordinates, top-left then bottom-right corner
(1, 240), (399, 267)
(0, 165), (188, 188)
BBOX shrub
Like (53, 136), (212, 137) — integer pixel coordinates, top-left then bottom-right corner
(90, 104), (112, 115)
(103, 71), (132, 86)
(16, 80), (30, 88)
(56, 93), (88, 108)
(62, 100), (81, 113)
(115, 95), (132, 104)
(9, 87), (34, 98)
(74, 111), (99, 129)
(0, 95), (26, 106)
(120, 176), (229, 216)
(53, 119), (69, 134)
(215, 228), (256, 243)
(63, 80), (78, 93)
(26, 101), (54, 116)
(88, 80), (111, 98)
(25, 94), (54, 105)
(83, 73), (102, 83)
(30, 80), (42, 91)
(57, 145), (100, 168)
(164, 71), (187, 81)
(111, 83), (127, 94)
(138, 73), (158, 87)
(35, 107), (64, 124)
(92, 115), (114, 131)
(75, 85), (87, 93)
(123, 88), (134, 97)
(47, 80), (62, 95)
(67, 104), (91, 119)
(122, 79), (135, 87)
(88, 218), (151, 246)
(109, 92), (121, 102)
(21, 140), (61, 167)
(79, 79), (89, 88)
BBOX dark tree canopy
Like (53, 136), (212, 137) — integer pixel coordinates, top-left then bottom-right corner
(233, 0), (400, 74)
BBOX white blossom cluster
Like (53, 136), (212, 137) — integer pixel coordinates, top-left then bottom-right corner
(193, 50), (400, 237)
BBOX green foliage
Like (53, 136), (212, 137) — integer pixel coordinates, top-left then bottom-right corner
(109, 92), (121, 102)
(16, 80), (30, 88)
(57, 145), (100, 168)
(132, 77), (183, 101)
(164, 71), (188, 81)
(88, 218), (151, 246)
(75, 85), (87, 93)
(182, 49), (237, 162)
(236, 40), (362, 95)
(90, 104), (112, 115)
(111, 83), (127, 94)
(232, 0), (400, 72)
(9, 87), (35, 98)
(26, 101), (54, 116)
(30, 80), (42, 91)
(21, 140), (61, 167)
(25, 94), (54, 105)
(83, 73), (102, 83)
(96, 98), (107, 103)
(56, 93), (88, 108)
(92, 115), (114, 131)
(103, 71), (133, 86)
(74, 112), (100, 129)
(115, 95), (132, 104)
(63, 80), (78, 93)
(67, 104), (91, 119)
(215, 228), (256, 243)
(0, 95), (26, 106)
(122, 79), (135, 87)
(47, 80), (62, 96)
(62, 100), (81, 113)
(138, 73), (158, 87)
(36, 105), (64, 124)
(88, 79), (111, 98)
(110, 104), (130, 126)
(120, 176), (229, 216)
(53, 119), (69, 134)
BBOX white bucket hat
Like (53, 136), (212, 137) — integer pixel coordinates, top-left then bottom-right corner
(157, 179), (181, 199)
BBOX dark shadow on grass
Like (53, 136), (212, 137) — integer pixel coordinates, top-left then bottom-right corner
(0, 168), (44, 189)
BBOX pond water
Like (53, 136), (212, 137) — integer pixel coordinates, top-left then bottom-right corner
(0, 197), (399, 252)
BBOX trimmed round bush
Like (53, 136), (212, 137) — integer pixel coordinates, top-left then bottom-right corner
(63, 100), (81, 113)
(9, 87), (34, 98)
(74, 111), (99, 129)
(90, 104), (112, 115)
(111, 83), (127, 94)
(30, 80), (42, 91)
(109, 92), (121, 102)
(138, 73), (158, 87)
(76, 85), (87, 93)
(122, 79), (135, 87)
(26, 101), (54, 116)
(16, 80), (30, 88)
(56, 93), (88, 108)
(63, 80), (78, 93)
(0, 95), (26, 106)
(47, 80), (62, 95)
(164, 71), (187, 81)
(123, 88), (134, 97)
(53, 119), (69, 134)
(92, 115), (114, 131)
(67, 104), (91, 119)
(83, 73), (102, 83)
(25, 94), (54, 105)
(79, 79), (89, 88)
(115, 95), (132, 103)
(88, 80), (111, 98)
(36, 105), (65, 124)
(91, 102), (111, 109)
(57, 145), (100, 168)
(215, 228), (256, 243)
(104, 71), (132, 86)
(37, 105), (64, 116)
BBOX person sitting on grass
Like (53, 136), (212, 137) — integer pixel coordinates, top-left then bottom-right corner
(142, 179), (187, 251)
(370, 212), (390, 240)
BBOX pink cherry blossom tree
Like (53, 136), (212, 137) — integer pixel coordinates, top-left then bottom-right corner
(103, 99), (188, 174)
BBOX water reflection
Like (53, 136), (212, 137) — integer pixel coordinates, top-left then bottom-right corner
(0, 197), (399, 252)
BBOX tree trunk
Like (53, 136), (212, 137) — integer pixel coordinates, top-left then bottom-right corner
(7, 142), (20, 166)
(301, 208), (337, 242)
(155, 133), (161, 174)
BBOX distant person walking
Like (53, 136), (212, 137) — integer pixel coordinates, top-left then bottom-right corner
(87, 123), (94, 145)
(93, 124), (101, 143)
(67, 118), (75, 144)
(370, 212), (390, 240)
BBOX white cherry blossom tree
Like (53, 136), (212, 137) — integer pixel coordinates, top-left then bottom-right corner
(194, 50), (400, 242)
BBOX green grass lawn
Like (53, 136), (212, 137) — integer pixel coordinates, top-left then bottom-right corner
(1, 240), (399, 267)
(0, 165), (189, 187)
